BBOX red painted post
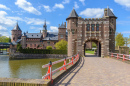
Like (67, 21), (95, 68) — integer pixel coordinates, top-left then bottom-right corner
(117, 54), (119, 59)
(72, 57), (73, 65)
(111, 53), (113, 58)
(60, 57), (66, 71)
(45, 61), (52, 80)
(123, 55), (125, 61)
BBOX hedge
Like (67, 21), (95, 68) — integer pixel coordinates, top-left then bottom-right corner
(19, 49), (67, 54)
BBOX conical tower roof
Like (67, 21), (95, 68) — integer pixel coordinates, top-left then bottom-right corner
(67, 8), (79, 19)
(103, 7), (117, 18)
(43, 20), (47, 30)
(12, 22), (21, 31)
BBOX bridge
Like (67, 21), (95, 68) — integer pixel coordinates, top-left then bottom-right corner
(0, 42), (10, 54)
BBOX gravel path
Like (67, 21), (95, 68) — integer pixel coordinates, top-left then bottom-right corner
(55, 56), (130, 86)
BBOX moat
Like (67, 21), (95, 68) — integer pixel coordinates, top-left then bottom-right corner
(0, 52), (62, 79)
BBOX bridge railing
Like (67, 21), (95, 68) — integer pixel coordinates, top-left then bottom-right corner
(109, 52), (130, 61)
(42, 53), (79, 84)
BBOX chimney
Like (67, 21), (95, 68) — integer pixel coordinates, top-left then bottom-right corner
(64, 22), (66, 28)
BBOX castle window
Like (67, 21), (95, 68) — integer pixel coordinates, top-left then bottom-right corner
(87, 24), (90, 31)
(60, 35), (63, 38)
(13, 37), (15, 40)
(34, 44), (36, 47)
(54, 42), (56, 44)
(32, 35), (33, 36)
(47, 41), (50, 45)
(71, 29), (75, 34)
(96, 24), (99, 31)
(111, 19), (114, 24)
(37, 35), (38, 36)
(26, 44), (27, 47)
(30, 44), (32, 47)
(92, 24), (95, 31)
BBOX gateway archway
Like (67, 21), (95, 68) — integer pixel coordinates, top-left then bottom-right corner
(84, 40), (102, 57)
(66, 8), (117, 57)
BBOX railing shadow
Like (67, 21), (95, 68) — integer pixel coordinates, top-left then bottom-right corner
(54, 56), (84, 86)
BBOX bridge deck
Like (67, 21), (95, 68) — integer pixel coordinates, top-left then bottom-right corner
(55, 55), (130, 86)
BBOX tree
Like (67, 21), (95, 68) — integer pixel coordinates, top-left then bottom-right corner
(0, 36), (10, 43)
(55, 39), (67, 50)
(124, 37), (128, 46)
(92, 42), (96, 48)
(115, 33), (125, 46)
(46, 46), (52, 50)
(17, 43), (22, 51)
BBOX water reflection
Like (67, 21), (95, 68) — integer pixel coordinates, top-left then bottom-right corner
(0, 55), (63, 79)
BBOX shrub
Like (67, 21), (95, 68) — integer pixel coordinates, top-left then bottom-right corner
(46, 46), (52, 50)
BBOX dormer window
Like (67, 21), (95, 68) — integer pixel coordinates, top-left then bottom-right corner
(32, 35), (33, 36)
(37, 35), (38, 36)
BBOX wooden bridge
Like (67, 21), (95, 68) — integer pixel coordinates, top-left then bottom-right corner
(0, 53), (130, 86)
(0, 42), (10, 54)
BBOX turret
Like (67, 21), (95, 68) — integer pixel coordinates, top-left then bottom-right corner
(58, 22), (66, 41)
(11, 22), (22, 42)
(43, 20), (47, 38)
(66, 8), (79, 56)
(21, 32), (26, 49)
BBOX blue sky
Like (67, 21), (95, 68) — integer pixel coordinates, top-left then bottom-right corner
(0, 0), (130, 38)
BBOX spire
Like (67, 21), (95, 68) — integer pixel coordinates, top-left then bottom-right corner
(43, 19), (47, 30)
(12, 22), (21, 31)
(67, 8), (79, 20)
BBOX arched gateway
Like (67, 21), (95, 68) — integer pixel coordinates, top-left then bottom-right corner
(66, 7), (117, 57)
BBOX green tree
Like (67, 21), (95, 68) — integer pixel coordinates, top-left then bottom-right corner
(0, 36), (9, 43)
(124, 37), (128, 46)
(55, 39), (67, 50)
(92, 42), (96, 48)
(115, 33), (125, 46)
(46, 46), (52, 50)
(17, 43), (22, 51)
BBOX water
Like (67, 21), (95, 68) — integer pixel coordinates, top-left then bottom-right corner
(0, 55), (63, 79)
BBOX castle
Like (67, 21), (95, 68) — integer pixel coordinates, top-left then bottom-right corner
(10, 21), (67, 49)
(11, 7), (117, 57)
(66, 7), (117, 57)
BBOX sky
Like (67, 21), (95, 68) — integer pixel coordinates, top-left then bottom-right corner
(0, 0), (130, 38)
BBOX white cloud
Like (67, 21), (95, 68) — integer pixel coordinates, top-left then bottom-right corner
(0, 4), (10, 10)
(30, 26), (43, 31)
(0, 11), (23, 27)
(80, 8), (104, 18)
(74, 2), (79, 9)
(0, 26), (9, 37)
(25, 17), (50, 25)
(53, 3), (64, 9)
(49, 26), (58, 32)
(79, 0), (85, 5)
(43, 5), (51, 12)
(122, 31), (130, 34)
(114, 0), (130, 8)
(62, 0), (70, 4)
(15, 0), (41, 15)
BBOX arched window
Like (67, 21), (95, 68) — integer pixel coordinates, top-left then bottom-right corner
(96, 24), (99, 31)
(13, 37), (15, 40)
(92, 24), (95, 31)
(86, 24), (90, 31)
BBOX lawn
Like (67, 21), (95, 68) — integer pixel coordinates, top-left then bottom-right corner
(85, 50), (95, 54)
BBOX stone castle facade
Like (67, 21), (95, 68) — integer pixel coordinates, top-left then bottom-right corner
(66, 7), (117, 57)
(10, 7), (117, 57)
(10, 21), (67, 49)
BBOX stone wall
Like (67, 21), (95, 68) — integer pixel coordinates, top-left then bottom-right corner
(9, 53), (67, 60)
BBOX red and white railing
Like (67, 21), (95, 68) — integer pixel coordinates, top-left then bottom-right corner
(110, 52), (130, 61)
(42, 54), (79, 84)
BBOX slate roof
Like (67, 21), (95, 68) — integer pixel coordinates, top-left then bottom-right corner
(107, 8), (116, 17)
(12, 23), (21, 31)
(25, 33), (42, 38)
(42, 32), (58, 40)
(59, 23), (66, 28)
(103, 7), (117, 18)
(67, 8), (79, 19)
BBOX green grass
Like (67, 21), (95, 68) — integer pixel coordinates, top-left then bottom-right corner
(85, 50), (95, 54)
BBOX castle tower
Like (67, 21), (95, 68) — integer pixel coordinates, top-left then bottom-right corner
(58, 22), (66, 41)
(11, 22), (22, 42)
(103, 7), (117, 53)
(21, 32), (26, 49)
(43, 20), (47, 38)
(66, 8), (79, 56)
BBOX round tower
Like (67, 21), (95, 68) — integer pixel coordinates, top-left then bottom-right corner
(66, 8), (79, 56)
(21, 32), (26, 49)
(11, 22), (22, 42)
